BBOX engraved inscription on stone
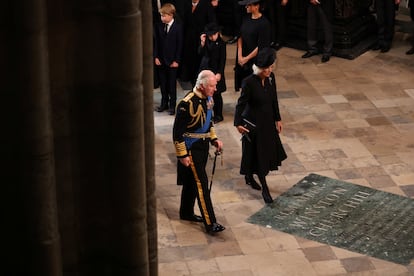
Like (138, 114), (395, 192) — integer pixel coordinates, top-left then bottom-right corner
(248, 174), (414, 265)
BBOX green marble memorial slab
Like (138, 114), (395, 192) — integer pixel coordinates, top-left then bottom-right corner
(248, 174), (414, 265)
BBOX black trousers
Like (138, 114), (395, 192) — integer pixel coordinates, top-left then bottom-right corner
(263, 0), (288, 44)
(158, 65), (178, 110)
(307, 4), (333, 55)
(178, 140), (217, 229)
(375, 0), (397, 47)
(213, 91), (223, 119)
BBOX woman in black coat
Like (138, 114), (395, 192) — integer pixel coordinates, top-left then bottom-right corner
(234, 47), (287, 204)
(199, 22), (227, 123)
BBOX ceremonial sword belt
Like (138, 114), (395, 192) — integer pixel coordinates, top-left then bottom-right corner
(183, 132), (210, 139)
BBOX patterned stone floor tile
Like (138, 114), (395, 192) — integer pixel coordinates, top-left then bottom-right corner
(400, 185), (414, 197)
(238, 239), (272, 254)
(311, 260), (348, 275)
(215, 255), (250, 272)
(340, 257), (375, 273)
(186, 259), (220, 275)
(303, 246), (338, 262)
(159, 261), (189, 276)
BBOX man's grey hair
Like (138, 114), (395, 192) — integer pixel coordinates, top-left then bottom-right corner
(195, 70), (215, 89)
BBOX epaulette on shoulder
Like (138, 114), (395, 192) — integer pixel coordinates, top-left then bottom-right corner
(182, 92), (195, 102)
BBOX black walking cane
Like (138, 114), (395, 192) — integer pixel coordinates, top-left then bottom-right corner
(209, 150), (221, 193)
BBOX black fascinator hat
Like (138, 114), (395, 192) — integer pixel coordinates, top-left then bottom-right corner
(255, 47), (276, 68)
(204, 22), (221, 36)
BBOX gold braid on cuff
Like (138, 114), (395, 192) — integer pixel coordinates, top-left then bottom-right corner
(209, 127), (217, 140)
(174, 141), (187, 157)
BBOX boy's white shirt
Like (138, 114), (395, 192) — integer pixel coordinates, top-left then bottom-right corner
(166, 19), (174, 32)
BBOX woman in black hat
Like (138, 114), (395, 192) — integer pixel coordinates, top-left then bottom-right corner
(234, 47), (287, 204)
(234, 0), (271, 91)
(198, 22), (227, 123)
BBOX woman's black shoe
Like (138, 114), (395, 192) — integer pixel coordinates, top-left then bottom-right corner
(258, 176), (273, 204)
(245, 175), (261, 190)
(262, 189), (273, 204)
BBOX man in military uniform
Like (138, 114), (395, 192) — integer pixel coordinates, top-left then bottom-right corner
(173, 70), (225, 234)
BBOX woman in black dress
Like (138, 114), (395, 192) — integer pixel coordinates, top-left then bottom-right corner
(234, 0), (271, 91)
(234, 47), (287, 204)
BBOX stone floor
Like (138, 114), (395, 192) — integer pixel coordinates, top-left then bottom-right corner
(154, 25), (414, 275)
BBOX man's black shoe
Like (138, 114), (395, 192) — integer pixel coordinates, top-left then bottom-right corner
(180, 214), (203, 222)
(156, 105), (168, 112)
(371, 43), (381, 51)
(168, 109), (175, 115)
(406, 47), (414, 55)
(206, 223), (225, 234)
(302, 51), (318, 58)
(321, 55), (330, 63)
(380, 46), (390, 53)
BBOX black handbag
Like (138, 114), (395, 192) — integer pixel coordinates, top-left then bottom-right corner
(241, 118), (256, 142)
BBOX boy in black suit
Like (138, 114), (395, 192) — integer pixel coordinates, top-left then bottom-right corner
(154, 3), (183, 115)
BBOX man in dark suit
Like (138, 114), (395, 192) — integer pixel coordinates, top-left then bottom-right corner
(263, 0), (289, 50)
(301, 0), (334, 63)
(179, 0), (216, 86)
(373, 0), (401, 53)
(154, 3), (183, 115)
(406, 0), (414, 55)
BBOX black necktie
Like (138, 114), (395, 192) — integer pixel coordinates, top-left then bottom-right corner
(164, 24), (168, 34)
